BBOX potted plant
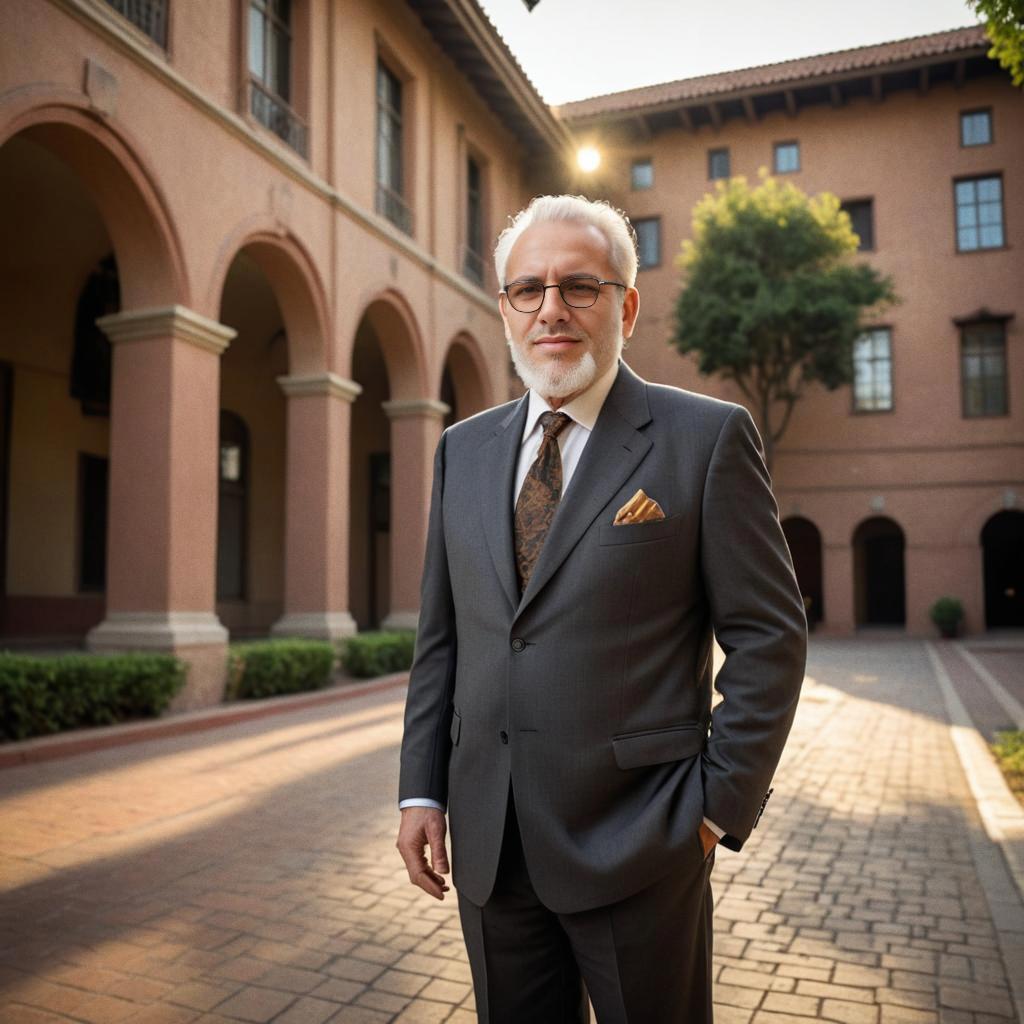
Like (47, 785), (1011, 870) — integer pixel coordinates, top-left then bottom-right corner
(929, 597), (964, 639)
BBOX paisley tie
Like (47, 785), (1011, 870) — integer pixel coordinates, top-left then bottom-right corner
(514, 411), (573, 592)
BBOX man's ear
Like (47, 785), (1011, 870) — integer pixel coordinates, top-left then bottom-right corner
(498, 292), (513, 342)
(621, 287), (640, 339)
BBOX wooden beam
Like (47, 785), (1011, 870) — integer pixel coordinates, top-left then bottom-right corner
(742, 95), (757, 123)
(829, 83), (844, 108)
(709, 102), (722, 129)
(784, 89), (797, 117)
(630, 114), (652, 141)
(678, 106), (693, 132)
(955, 58), (966, 88)
(918, 65), (930, 94)
(871, 74), (883, 103)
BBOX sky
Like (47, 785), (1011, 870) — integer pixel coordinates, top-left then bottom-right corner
(476, 0), (983, 106)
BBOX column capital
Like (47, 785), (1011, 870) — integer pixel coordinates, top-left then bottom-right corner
(382, 398), (451, 420)
(96, 305), (236, 354)
(277, 372), (363, 402)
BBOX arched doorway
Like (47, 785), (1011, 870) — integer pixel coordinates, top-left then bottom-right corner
(0, 112), (178, 644)
(347, 293), (429, 632)
(782, 516), (823, 628)
(215, 251), (289, 637)
(852, 516), (906, 627)
(981, 509), (1023, 628)
(441, 331), (492, 429)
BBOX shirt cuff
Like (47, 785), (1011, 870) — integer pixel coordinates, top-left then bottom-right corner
(702, 816), (725, 839)
(399, 798), (445, 811)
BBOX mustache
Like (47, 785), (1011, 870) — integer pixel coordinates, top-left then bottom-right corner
(526, 327), (588, 344)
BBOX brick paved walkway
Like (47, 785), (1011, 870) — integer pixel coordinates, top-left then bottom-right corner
(0, 639), (1020, 1023)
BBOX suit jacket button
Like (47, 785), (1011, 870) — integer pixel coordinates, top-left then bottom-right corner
(511, 638), (526, 652)
(499, 730), (509, 744)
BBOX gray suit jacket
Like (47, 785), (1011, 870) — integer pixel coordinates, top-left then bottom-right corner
(399, 359), (807, 914)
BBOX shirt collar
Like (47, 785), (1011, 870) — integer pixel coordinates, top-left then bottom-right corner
(524, 357), (621, 437)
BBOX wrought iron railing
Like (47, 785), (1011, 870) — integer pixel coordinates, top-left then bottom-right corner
(103, 0), (168, 47)
(248, 79), (308, 158)
(376, 184), (412, 236)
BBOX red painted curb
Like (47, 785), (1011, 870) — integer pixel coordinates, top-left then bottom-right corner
(0, 673), (409, 770)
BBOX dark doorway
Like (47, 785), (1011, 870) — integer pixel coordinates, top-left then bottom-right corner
(853, 516), (905, 627)
(217, 410), (249, 601)
(782, 516), (823, 627)
(982, 510), (1023, 628)
(368, 452), (391, 630)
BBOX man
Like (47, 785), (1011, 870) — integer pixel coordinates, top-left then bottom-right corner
(397, 195), (807, 1022)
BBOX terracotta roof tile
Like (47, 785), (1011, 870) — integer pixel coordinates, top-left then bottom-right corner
(557, 25), (989, 120)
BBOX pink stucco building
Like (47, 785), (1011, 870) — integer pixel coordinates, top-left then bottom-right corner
(1, 2), (1020, 708)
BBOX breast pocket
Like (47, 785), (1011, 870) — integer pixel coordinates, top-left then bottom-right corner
(598, 513), (684, 546)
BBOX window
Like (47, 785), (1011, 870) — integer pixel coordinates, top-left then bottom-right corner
(773, 141), (800, 174)
(634, 218), (661, 270)
(104, 0), (168, 47)
(464, 155), (485, 286)
(247, 0), (306, 155)
(376, 60), (411, 234)
(961, 322), (1008, 417)
(708, 148), (730, 180)
(631, 159), (653, 190)
(841, 199), (874, 252)
(852, 329), (892, 412)
(955, 175), (1004, 251)
(961, 109), (993, 147)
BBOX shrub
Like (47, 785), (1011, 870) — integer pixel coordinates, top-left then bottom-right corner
(0, 652), (186, 742)
(340, 631), (415, 678)
(226, 638), (336, 700)
(929, 596), (964, 635)
(992, 730), (1024, 802)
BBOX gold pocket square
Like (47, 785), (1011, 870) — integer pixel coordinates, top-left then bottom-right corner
(613, 488), (665, 526)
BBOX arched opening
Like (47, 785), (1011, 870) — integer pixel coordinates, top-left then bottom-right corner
(441, 332), (492, 429)
(852, 516), (906, 628)
(981, 509), (1023, 629)
(0, 110), (182, 647)
(347, 294), (425, 631)
(0, 135), (116, 644)
(782, 516), (823, 628)
(215, 250), (291, 637)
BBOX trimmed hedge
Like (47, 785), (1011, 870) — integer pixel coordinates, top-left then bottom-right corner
(0, 652), (186, 742)
(226, 638), (336, 700)
(340, 631), (415, 678)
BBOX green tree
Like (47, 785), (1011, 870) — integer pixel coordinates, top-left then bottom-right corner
(671, 173), (896, 472)
(968, 0), (1024, 86)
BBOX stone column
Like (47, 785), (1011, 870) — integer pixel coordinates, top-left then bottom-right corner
(87, 305), (235, 710)
(381, 398), (450, 631)
(822, 540), (855, 635)
(272, 372), (361, 641)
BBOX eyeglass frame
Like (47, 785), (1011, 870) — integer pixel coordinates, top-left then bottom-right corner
(501, 274), (628, 313)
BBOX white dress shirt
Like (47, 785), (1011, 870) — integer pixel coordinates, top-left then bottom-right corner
(400, 360), (723, 841)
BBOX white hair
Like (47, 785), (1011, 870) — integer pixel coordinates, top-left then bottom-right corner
(493, 195), (639, 290)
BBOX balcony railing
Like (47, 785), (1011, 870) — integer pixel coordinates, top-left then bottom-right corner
(376, 184), (412, 236)
(248, 78), (308, 159)
(103, 0), (167, 47)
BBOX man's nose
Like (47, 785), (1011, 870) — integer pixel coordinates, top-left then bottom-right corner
(537, 284), (570, 324)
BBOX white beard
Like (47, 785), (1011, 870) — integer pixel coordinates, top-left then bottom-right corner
(507, 335), (622, 399)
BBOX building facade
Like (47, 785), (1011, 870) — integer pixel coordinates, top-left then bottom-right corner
(1, 5), (1021, 709)
(0, 0), (572, 706)
(562, 26), (1023, 640)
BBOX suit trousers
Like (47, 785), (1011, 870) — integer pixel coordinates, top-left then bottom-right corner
(458, 789), (716, 1024)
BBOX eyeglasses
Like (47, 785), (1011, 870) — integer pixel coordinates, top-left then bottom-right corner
(502, 275), (627, 313)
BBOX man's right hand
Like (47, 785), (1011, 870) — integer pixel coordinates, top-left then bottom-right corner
(396, 806), (450, 900)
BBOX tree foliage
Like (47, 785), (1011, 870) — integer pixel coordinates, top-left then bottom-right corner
(968, 0), (1024, 86)
(671, 173), (896, 471)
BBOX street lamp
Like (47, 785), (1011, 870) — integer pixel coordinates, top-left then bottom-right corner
(577, 146), (601, 173)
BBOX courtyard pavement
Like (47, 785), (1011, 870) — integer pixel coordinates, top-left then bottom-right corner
(0, 637), (1022, 1023)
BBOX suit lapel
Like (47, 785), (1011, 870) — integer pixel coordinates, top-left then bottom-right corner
(515, 361), (653, 620)
(479, 392), (529, 613)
